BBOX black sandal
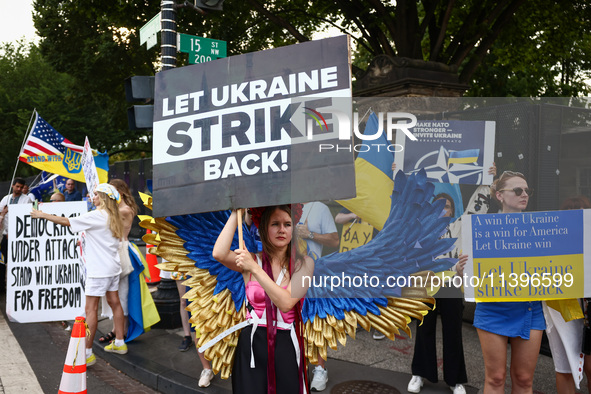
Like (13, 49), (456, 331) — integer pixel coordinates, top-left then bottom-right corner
(99, 331), (116, 343)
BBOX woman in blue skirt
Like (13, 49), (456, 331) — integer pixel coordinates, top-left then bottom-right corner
(473, 171), (545, 393)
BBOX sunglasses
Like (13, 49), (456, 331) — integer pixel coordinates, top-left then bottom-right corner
(499, 187), (533, 197)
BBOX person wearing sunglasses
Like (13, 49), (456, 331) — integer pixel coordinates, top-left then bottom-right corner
(472, 171), (543, 393)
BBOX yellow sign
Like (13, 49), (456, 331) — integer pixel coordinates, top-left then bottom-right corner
(339, 220), (374, 253)
(472, 255), (582, 301)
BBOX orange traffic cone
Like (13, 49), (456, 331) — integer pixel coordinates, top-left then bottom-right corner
(58, 316), (87, 394)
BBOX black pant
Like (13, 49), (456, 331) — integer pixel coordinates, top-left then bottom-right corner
(411, 295), (468, 386)
(232, 325), (303, 394)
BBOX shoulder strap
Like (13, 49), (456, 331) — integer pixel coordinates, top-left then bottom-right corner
(257, 254), (287, 285)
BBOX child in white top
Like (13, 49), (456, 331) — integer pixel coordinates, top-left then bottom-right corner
(31, 183), (127, 364)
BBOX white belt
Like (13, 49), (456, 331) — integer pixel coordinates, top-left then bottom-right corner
(198, 312), (299, 369)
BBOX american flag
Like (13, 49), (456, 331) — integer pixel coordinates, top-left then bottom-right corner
(19, 113), (76, 160)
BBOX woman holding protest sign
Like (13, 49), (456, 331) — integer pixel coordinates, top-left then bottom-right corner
(409, 164), (496, 394)
(408, 193), (469, 394)
(472, 171), (544, 393)
(31, 183), (127, 365)
(212, 205), (314, 394)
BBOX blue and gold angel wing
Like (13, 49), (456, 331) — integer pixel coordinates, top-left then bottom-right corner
(302, 169), (456, 364)
(139, 201), (255, 379)
(139, 169), (457, 376)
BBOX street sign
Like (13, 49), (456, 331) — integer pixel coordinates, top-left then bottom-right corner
(140, 13), (161, 50)
(177, 33), (227, 64)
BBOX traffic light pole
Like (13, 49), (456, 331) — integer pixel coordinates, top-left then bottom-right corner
(150, 0), (215, 329)
(161, 0), (177, 71)
(149, 0), (180, 329)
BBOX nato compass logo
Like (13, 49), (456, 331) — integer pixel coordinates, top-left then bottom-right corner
(408, 146), (484, 184)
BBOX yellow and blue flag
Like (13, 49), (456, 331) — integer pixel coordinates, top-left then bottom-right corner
(336, 113), (394, 230)
(126, 242), (160, 342)
(447, 149), (479, 165)
(19, 112), (109, 184)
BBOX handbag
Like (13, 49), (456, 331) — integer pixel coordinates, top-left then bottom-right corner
(119, 241), (134, 276)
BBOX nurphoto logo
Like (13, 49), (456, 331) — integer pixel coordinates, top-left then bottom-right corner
(304, 109), (418, 153)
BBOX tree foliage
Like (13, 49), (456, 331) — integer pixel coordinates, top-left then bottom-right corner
(0, 0), (587, 180)
(467, 0), (591, 96)
(0, 42), (78, 178)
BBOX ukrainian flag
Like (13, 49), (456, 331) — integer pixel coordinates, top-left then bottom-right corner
(125, 242), (160, 342)
(447, 149), (480, 165)
(19, 113), (109, 184)
(21, 148), (110, 185)
(336, 113), (394, 231)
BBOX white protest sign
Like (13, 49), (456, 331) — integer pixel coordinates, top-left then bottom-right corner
(152, 35), (355, 217)
(6, 202), (87, 323)
(81, 136), (100, 198)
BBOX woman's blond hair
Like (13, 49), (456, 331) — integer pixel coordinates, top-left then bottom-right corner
(96, 191), (123, 239)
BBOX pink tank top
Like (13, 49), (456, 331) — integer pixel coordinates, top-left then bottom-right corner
(245, 281), (296, 326)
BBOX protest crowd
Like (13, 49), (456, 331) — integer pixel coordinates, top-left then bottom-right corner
(2, 148), (591, 394)
(1, 35), (591, 394)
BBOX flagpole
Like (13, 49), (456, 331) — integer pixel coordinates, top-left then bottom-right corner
(8, 109), (37, 194)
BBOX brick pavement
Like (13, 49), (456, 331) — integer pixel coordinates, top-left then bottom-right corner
(45, 321), (158, 394)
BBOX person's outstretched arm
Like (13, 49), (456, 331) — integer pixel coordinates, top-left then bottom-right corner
(30, 208), (71, 226)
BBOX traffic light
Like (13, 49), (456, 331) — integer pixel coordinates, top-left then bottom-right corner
(124, 76), (155, 130)
(194, 0), (224, 11)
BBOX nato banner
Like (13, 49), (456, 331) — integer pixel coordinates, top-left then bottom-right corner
(152, 35), (354, 216)
(395, 120), (495, 185)
(461, 209), (591, 301)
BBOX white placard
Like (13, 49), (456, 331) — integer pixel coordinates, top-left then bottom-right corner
(6, 202), (87, 323)
(81, 137), (100, 198)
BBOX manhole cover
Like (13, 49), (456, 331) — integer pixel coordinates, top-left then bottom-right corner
(331, 380), (400, 394)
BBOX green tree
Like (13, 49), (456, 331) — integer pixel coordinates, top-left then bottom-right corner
(25, 0), (591, 168)
(467, 1), (591, 96)
(0, 42), (79, 178)
(33, 0), (160, 158)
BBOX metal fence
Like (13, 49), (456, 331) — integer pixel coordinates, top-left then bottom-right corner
(439, 100), (591, 211)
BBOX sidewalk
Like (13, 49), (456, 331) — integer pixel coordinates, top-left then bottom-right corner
(0, 309), (43, 394)
(94, 309), (580, 394)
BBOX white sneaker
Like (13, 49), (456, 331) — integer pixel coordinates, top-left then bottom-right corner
(198, 369), (214, 388)
(450, 384), (466, 394)
(372, 330), (385, 340)
(407, 375), (424, 393)
(310, 365), (328, 391)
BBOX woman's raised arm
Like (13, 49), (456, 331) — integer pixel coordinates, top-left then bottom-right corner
(212, 210), (243, 272)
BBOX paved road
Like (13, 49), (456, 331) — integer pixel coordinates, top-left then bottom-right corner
(0, 293), (157, 394)
(2, 291), (590, 393)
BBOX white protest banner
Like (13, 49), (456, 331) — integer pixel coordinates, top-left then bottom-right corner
(395, 120), (496, 185)
(81, 136), (100, 197)
(461, 209), (591, 301)
(152, 35), (355, 217)
(6, 202), (87, 323)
